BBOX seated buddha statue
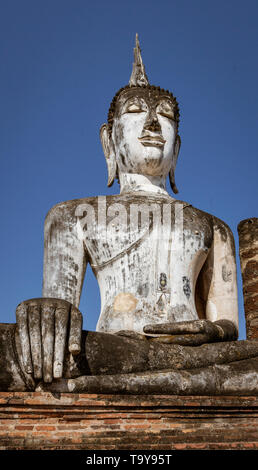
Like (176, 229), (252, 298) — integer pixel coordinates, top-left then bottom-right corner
(0, 35), (257, 394)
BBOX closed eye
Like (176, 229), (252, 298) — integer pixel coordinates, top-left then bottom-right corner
(126, 104), (146, 113)
(158, 111), (174, 120)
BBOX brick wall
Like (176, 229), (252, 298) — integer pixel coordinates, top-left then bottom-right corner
(238, 218), (258, 339)
(0, 392), (257, 450)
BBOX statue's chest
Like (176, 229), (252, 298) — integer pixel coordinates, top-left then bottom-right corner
(84, 203), (213, 272)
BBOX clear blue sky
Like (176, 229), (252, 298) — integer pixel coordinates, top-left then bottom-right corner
(0, 0), (257, 339)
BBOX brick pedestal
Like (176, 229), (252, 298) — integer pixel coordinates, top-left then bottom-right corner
(0, 392), (257, 450)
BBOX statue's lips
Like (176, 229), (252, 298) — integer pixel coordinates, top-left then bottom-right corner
(138, 135), (166, 148)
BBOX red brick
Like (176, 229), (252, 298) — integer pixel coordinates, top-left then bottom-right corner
(174, 444), (187, 449)
(0, 392), (257, 450)
(103, 419), (122, 424)
(34, 426), (56, 431)
(123, 424), (149, 430)
(242, 442), (256, 448)
(15, 425), (34, 431)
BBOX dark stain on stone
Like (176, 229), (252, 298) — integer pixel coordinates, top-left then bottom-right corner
(215, 222), (227, 242)
(213, 216), (236, 258)
(222, 265), (232, 282)
(182, 276), (191, 299)
(120, 153), (126, 167)
(159, 273), (167, 290)
(137, 283), (149, 297)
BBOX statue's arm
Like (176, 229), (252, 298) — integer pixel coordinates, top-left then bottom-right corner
(201, 217), (239, 340)
(16, 202), (88, 382)
(42, 202), (87, 306)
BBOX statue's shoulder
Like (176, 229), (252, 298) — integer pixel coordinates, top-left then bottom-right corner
(211, 213), (236, 254)
(44, 195), (101, 221)
(212, 214), (234, 236)
(186, 203), (232, 231)
(44, 195), (122, 227)
(187, 203), (235, 252)
(175, 200), (214, 223)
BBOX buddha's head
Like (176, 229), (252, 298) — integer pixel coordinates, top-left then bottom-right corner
(100, 34), (180, 193)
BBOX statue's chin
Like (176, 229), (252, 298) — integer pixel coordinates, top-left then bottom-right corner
(139, 150), (168, 176)
(118, 145), (171, 177)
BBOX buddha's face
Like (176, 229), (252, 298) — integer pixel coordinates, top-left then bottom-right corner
(112, 88), (178, 178)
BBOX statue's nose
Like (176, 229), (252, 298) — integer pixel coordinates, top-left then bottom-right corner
(143, 110), (161, 133)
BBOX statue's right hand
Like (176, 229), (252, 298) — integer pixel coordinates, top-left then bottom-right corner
(15, 298), (82, 383)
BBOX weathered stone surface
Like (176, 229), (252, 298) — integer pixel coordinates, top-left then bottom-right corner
(3, 322), (258, 394)
(238, 218), (258, 339)
(0, 325), (34, 391)
(38, 357), (258, 395)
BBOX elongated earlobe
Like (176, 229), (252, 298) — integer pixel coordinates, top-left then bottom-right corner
(169, 134), (181, 194)
(169, 168), (179, 194)
(100, 124), (117, 187)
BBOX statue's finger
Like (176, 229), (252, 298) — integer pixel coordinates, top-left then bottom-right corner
(149, 333), (209, 346)
(16, 303), (33, 374)
(67, 376), (92, 393)
(115, 330), (148, 341)
(41, 302), (55, 382)
(53, 303), (70, 378)
(143, 320), (205, 335)
(35, 377), (84, 393)
(28, 303), (42, 379)
(68, 306), (82, 355)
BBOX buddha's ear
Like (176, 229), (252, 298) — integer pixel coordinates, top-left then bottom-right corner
(100, 124), (117, 187)
(169, 134), (181, 194)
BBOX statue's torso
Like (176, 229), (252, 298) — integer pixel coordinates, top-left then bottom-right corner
(77, 193), (214, 333)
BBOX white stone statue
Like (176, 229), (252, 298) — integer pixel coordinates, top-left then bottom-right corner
(8, 35), (257, 395)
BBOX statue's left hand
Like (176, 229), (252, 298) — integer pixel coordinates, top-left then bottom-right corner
(143, 319), (238, 346)
(16, 298), (82, 383)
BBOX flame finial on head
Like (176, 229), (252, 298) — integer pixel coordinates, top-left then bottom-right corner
(129, 33), (149, 87)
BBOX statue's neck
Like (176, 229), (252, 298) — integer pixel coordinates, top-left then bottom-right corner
(119, 172), (169, 196)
